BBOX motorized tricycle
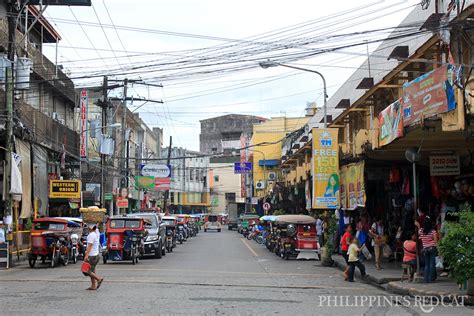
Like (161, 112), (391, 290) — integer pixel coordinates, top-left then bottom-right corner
(176, 216), (188, 242)
(102, 217), (147, 265)
(28, 218), (82, 268)
(162, 216), (177, 252)
(274, 215), (320, 260)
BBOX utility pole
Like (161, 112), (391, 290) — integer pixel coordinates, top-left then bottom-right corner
(4, 1), (16, 226)
(100, 76), (108, 208)
(162, 136), (172, 213)
(121, 78), (128, 190)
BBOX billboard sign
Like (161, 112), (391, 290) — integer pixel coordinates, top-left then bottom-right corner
(26, 0), (92, 5)
(49, 180), (81, 199)
(79, 89), (88, 158)
(154, 178), (171, 191)
(234, 162), (252, 174)
(379, 98), (404, 146)
(429, 156), (460, 176)
(312, 128), (339, 209)
(141, 164), (171, 178)
(402, 64), (457, 126)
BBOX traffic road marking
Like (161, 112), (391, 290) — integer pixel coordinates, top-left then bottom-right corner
(241, 238), (258, 257)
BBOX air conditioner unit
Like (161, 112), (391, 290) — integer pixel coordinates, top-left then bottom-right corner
(52, 112), (59, 121)
(256, 180), (266, 190)
(268, 172), (277, 181)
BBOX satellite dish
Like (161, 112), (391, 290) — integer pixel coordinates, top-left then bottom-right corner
(405, 147), (421, 163)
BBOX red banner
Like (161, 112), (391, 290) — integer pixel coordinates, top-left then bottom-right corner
(154, 178), (170, 191)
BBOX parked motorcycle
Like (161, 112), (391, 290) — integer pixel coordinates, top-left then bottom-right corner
(70, 233), (79, 264)
(177, 225), (185, 244)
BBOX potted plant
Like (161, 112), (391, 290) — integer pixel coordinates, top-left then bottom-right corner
(438, 203), (474, 295)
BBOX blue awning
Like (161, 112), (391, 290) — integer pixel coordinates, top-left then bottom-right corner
(258, 159), (279, 167)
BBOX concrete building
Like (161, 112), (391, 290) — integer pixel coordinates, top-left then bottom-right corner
(209, 156), (244, 214)
(251, 117), (310, 198)
(162, 147), (210, 213)
(199, 114), (266, 154)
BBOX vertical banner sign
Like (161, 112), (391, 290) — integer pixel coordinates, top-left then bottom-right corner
(339, 165), (347, 209)
(79, 89), (88, 158)
(379, 98), (404, 146)
(240, 135), (247, 198)
(355, 161), (366, 208)
(312, 128), (339, 209)
(402, 64), (457, 126)
(345, 161), (366, 209)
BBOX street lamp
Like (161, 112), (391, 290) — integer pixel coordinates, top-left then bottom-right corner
(259, 60), (329, 128)
(79, 123), (122, 208)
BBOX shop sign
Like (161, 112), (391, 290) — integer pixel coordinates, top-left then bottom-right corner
(402, 64), (457, 127)
(312, 128), (339, 209)
(49, 180), (81, 199)
(104, 193), (113, 201)
(343, 161), (366, 210)
(240, 135), (248, 198)
(379, 98), (404, 146)
(116, 197), (128, 209)
(141, 164), (171, 178)
(79, 89), (88, 158)
(134, 176), (155, 189)
(340, 166), (347, 210)
(234, 161), (252, 174)
(154, 178), (171, 191)
(429, 156), (460, 176)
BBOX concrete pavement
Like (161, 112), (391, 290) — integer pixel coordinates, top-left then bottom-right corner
(0, 230), (472, 315)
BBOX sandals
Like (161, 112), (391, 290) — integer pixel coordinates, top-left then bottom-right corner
(86, 287), (96, 291)
(97, 278), (104, 289)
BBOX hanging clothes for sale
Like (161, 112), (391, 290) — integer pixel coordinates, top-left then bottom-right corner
(401, 173), (410, 195)
(15, 139), (32, 219)
(389, 167), (400, 183)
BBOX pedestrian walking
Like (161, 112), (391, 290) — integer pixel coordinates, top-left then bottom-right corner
(369, 218), (385, 270)
(340, 224), (352, 280)
(347, 237), (367, 282)
(416, 217), (438, 283)
(84, 223), (104, 290)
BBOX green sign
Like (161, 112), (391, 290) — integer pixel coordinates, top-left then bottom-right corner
(134, 176), (155, 189)
(104, 193), (113, 201)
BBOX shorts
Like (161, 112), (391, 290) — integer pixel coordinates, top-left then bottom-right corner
(88, 255), (99, 273)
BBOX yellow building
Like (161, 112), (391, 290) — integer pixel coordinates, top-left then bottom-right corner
(251, 117), (309, 197)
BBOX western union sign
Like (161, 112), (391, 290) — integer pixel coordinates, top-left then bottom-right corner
(49, 180), (81, 199)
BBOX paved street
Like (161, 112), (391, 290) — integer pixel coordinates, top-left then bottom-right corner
(0, 230), (471, 315)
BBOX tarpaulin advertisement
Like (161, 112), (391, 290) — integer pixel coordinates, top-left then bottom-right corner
(339, 165), (347, 210)
(342, 161), (365, 210)
(402, 64), (457, 126)
(312, 128), (339, 209)
(379, 98), (403, 146)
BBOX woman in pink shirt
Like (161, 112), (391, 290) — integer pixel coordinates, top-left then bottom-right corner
(416, 217), (438, 283)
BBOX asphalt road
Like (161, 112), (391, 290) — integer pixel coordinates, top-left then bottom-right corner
(0, 229), (472, 315)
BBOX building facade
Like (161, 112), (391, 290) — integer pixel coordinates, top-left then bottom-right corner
(209, 156), (244, 215)
(199, 114), (266, 154)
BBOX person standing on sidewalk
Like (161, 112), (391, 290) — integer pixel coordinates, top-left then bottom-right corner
(84, 223), (104, 290)
(369, 218), (385, 270)
(347, 237), (367, 282)
(340, 224), (352, 280)
(416, 217), (438, 283)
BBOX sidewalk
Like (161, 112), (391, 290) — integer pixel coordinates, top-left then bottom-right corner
(331, 254), (474, 305)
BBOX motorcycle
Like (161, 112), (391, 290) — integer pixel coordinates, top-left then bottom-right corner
(165, 229), (174, 252)
(177, 225), (185, 244)
(70, 233), (79, 264)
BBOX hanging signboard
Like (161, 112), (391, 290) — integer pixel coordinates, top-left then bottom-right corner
(340, 165), (348, 210)
(27, 0), (92, 5)
(379, 98), (404, 146)
(49, 180), (81, 199)
(154, 178), (171, 191)
(141, 164), (171, 178)
(79, 89), (88, 158)
(234, 162), (252, 174)
(116, 197), (128, 209)
(429, 156), (460, 176)
(134, 176), (155, 190)
(240, 135), (247, 198)
(402, 64), (457, 126)
(312, 128), (339, 209)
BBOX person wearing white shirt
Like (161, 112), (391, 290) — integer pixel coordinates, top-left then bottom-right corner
(84, 223), (104, 290)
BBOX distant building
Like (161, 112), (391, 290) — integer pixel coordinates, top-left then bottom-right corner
(199, 114), (266, 154)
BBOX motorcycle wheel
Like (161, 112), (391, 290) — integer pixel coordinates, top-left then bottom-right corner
(179, 239), (183, 244)
(161, 244), (166, 256)
(51, 252), (58, 268)
(28, 255), (36, 268)
(132, 249), (136, 265)
(62, 249), (69, 266)
(72, 249), (77, 264)
(246, 234), (252, 240)
(103, 255), (107, 264)
(256, 236), (264, 244)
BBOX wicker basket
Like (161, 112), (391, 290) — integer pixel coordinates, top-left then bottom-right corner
(80, 208), (107, 223)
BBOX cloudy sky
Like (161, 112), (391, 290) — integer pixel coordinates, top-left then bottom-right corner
(42, 0), (423, 150)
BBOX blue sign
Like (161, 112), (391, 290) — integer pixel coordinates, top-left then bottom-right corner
(234, 162), (252, 174)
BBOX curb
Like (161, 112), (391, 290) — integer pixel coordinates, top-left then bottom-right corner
(387, 282), (474, 306)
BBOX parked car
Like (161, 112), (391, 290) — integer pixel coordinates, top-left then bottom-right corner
(131, 212), (166, 259)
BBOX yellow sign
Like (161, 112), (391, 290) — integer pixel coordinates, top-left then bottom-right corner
(342, 161), (366, 210)
(312, 128), (339, 209)
(49, 180), (81, 199)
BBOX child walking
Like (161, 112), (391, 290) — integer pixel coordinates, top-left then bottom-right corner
(347, 237), (367, 282)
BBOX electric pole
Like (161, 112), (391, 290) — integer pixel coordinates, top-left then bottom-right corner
(100, 76), (108, 208)
(120, 78), (128, 190)
(162, 136), (172, 213)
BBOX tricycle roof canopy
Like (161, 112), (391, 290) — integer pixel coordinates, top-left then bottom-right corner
(274, 215), (316, 225)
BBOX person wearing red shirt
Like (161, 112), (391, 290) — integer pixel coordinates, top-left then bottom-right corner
(340, 224), (352, 280)
(403, 232), (417, 281)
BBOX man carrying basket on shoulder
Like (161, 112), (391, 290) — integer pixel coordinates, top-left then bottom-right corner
(83, 223), (104, 291)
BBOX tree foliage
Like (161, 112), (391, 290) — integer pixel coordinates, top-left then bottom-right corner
(438, 203), (474, 285)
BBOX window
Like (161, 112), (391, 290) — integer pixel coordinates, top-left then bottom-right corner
(214, 175), (219, 182)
